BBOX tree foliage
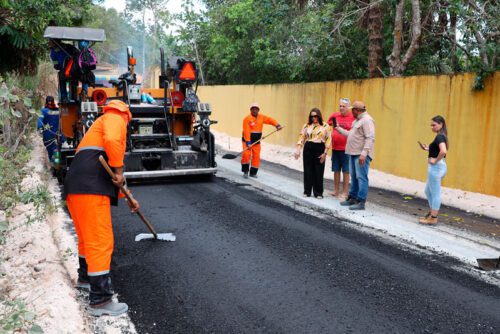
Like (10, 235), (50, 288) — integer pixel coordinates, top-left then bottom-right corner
(176, 0), (499, 84)
(0, 0), (98, 74)
(2, 0), (497, 85)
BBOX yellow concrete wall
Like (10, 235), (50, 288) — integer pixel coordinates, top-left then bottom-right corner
(198, 72), (500, 196)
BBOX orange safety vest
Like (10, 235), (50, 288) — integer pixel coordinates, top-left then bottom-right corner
(242, 113), (278, 144)
(64, 105), (131, 205)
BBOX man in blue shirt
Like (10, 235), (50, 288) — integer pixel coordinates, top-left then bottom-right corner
(37, 96), (63, 162)
(49, 40), (78, 102)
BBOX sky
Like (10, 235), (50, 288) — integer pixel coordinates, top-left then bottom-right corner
(102, 0), (199, 16)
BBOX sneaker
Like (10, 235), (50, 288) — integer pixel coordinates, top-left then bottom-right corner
(249, 174), (258, 178)
(419, 215), (438, 225)
(75, 280), (90, 291)
(340, 197), (358, 206)
(243, 172), (249, 179)
(315, 195), (323, 199)
(303, 193), (310, 197)
(349, 202), (365, 210)
(89, 300), (128, 317)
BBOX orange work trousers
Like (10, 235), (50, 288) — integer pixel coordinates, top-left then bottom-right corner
(66, 194), (113, 275)
(241, 142), (261, 168)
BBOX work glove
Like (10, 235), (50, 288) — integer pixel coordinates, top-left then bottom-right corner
(246, 141), (252, 147)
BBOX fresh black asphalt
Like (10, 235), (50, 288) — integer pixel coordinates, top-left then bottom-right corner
(111, 176), (500, 333)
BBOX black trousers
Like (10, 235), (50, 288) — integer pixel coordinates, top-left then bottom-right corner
(303, 142), (325, 197)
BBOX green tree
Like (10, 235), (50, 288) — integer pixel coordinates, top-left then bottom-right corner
(0, 0), (98, 74)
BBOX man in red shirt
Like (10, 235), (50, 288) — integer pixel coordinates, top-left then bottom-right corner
(327, 98), (355, 198)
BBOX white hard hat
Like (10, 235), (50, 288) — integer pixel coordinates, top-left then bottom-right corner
(250, 102), (260, 110)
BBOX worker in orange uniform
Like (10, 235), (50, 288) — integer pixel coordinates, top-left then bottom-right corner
(242, 102), (282, 178)
(64, 100), (140, 317)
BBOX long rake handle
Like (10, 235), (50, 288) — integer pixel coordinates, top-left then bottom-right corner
(237, 126), (285, 157)
(98, 156), (158, 239)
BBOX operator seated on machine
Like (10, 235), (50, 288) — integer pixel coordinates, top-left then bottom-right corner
(48, 39), (79, 103)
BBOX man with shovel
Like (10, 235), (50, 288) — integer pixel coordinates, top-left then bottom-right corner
(241, 103), (282, 178)
(64, 100), (140, 316)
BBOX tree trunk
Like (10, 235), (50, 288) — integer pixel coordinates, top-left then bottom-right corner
(450, 11), (458, 71)
(193, 38), (206, 85)
(387, 0), (422, 76)
(367, 1), (384, 78)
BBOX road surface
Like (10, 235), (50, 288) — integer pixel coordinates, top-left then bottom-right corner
(110, 176), (500, 333)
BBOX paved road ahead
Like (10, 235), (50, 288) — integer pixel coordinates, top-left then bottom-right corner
(111, 176), (500, 334)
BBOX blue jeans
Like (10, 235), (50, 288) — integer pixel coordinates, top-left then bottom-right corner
(348, 155), (371, 202)
(425, 159), (447, 210)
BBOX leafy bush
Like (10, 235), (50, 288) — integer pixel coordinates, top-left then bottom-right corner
(0, 77), (38, 158)
(0, 145), (31, 212)
(0, 299), (43, 334)
(19, 185), (56, 223)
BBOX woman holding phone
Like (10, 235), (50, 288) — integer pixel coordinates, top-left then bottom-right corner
(295, 108), (332, 199)
(418, 115), (449, 225)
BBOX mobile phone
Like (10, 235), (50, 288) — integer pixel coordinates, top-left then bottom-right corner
(417, 141), (425, 149)
(331, 117), (337, 128)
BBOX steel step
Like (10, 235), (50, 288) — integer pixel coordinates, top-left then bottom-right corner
(124, 167), (217, 179)
(130, 133), (169, 139)
(132, 118), (165, 123)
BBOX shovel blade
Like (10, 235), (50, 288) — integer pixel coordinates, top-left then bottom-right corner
(222, 153), (237, 159)
(476, 257), (500, 271)
(135, 233), (176, 242)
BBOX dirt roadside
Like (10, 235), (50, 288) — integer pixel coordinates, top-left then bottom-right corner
(0, 135), (136, 333)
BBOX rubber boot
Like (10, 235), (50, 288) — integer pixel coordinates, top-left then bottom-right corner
(88, 274), (127, 316)
(249, 167), (258, 178)
(76, 257), (90, 290)
(89, 274), (113, 304)
(242, 164), (250, 178)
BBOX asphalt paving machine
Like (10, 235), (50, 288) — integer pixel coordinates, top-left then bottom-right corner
(43, 26), (217, 182)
